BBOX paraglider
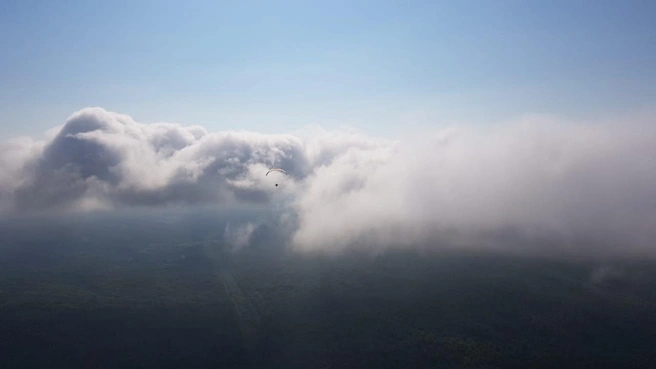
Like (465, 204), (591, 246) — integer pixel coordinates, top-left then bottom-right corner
(266, 168), (288, 187)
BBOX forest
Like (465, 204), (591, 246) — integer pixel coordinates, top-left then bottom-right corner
(1, 212), (655, 369)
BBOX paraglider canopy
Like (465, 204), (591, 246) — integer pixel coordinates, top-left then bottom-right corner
(266, 168), (288, 176)
(266, 168), (288, 187)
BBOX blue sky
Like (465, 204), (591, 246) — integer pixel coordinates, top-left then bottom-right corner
(1, 0), (655, 139)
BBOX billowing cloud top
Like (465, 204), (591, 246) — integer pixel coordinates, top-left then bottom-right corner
(2, 107), (656, 255)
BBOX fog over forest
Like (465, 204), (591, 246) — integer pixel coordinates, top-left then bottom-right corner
(2, 107), (656, 257)
(2, 108), (656, 368)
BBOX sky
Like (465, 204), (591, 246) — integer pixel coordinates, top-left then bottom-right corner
(2, 0), (656, 139)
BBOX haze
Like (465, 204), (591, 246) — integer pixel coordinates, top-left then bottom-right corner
(2, 1), (656, 368)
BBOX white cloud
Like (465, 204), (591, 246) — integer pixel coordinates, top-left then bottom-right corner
(224, 222), (258, 250)
(290, 117), (656, 255)
(1, 107), (655, 256)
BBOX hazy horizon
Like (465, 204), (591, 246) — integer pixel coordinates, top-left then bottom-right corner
(1, 106), (655, 259)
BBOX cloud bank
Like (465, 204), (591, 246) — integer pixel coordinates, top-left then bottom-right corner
(1, 107), (655, 256)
